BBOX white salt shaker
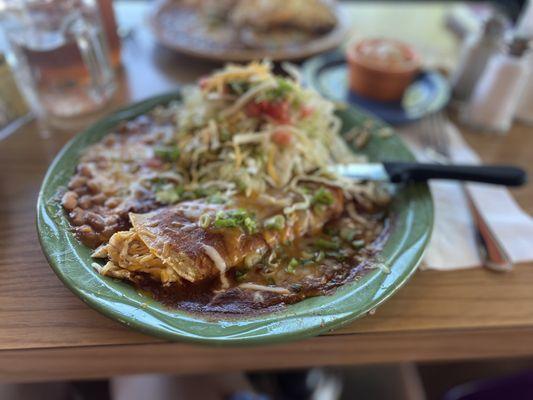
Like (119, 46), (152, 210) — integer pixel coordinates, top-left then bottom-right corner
(451, 14), (506, 102)
(515, 51), (533, 125)
(516, 0), (533, 38)
(460, 37), (530, 134)
(514, 1), (533, 125)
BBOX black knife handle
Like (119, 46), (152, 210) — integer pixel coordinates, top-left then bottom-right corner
(383, 162), (527, 186)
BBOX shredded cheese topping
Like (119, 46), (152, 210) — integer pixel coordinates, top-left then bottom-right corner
(239, 283), (291, 295)
(202, 244), (229, 289)
(87, 61), (390, 302)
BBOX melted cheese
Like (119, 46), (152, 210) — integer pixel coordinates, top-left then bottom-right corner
(239, 282), (290, 295)
(202, 244), (229, 289)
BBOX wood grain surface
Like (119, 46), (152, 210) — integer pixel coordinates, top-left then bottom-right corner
(1, 1), (532, 382)
(4, 327), (533, 384)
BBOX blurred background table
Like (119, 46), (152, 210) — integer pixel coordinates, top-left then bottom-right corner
(1, 1), (532, 383)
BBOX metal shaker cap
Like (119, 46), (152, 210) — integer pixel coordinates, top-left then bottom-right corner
(508, 36), (530, 57)
(483, 14), (507, 39)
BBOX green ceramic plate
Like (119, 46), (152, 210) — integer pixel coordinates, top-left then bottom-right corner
(37, 92), (433, 345)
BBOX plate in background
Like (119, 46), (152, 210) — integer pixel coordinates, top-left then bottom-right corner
(303, 52), (451, 125)
(37, 91), (433, 345)
(150, 2), (348, 62)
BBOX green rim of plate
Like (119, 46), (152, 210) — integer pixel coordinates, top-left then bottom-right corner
(37, 91), (433, 346)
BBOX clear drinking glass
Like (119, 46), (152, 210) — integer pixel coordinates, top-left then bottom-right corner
(0, 0), (116, 119)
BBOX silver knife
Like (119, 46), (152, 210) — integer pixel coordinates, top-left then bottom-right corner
(329, 162), (526, 186)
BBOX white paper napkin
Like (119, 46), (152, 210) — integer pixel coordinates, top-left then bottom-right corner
(398, 121), (533, 270)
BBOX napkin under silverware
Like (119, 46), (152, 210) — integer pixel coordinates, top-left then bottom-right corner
(399, 121), (533, 270)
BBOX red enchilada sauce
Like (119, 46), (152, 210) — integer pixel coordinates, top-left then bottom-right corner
(135, 210), (389, 315)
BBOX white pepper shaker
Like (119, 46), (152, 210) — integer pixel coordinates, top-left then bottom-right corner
(516, 0), (533, 38)
(514, 2), (533, 125)
(460, 37), (530, 134)
(515, 51), (533, 125)
(451, 14), (506, 102)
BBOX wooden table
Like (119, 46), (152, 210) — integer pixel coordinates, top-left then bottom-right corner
(1, 2), (533, 383)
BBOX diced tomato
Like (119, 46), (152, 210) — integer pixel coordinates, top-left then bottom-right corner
(265, 100), (291, 124)
(245, 100), (291, 123)
(271, 129), (292, 146)
(245, 101), (263, 118)
(300, 105), (314, 119)
(198, 77), (209, 90)
(145, 158), (164, 169)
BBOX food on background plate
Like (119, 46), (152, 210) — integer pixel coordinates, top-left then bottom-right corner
(229, 0), (336, 33)
(61, 62), (391, 314)
(346, 38), (420, 102)
(177, 0), (338, 49)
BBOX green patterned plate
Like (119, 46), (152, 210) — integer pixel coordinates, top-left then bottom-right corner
(37, 92), (433, 345)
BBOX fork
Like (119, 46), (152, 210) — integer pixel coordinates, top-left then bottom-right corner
(415, 112), (513, 272)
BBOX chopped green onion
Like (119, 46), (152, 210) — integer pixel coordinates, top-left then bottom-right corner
(181, 191), (196, 201)
(315, 251), (325, 262)
(199, 213), (211, 228)
(351, 239), (365, 249)
(214, 218), (239, 229)
(214, 210), (238, 228)
(207, 193), (227, 204)
(213, 209), (257, 233)
(235, 269), (248, 282)
(286, 258), (299, 274)
(301, 251), (313, 259)
(228, 81), (250, 95)
(154, 145), (180, 162)
(326, 251), (347, 260)
(311, 187), (334, 206)
(277, 78), (293, 91)
(155, 185), (185, 204)
(244, 216), (258, 234)
(234, 178), (247, 193)
(323, 227), (336, 235)
(314, 238), (340, 250)
(227, 209), (248, 218)
(220, 128), (231, 141)
(269, 78), (293, 99)
(312, 204), (326, 213)
(264, 215), (285, 230)
(156, 190), (179, 204)
(340, 227), (360, 242)
(193, 186), (220, 198)
(193, 187), (209, 197)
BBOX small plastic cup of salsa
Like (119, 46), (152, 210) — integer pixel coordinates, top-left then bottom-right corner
(346, 38), (420, 102)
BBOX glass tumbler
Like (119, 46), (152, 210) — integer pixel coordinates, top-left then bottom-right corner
(0, 0), (116, 119)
